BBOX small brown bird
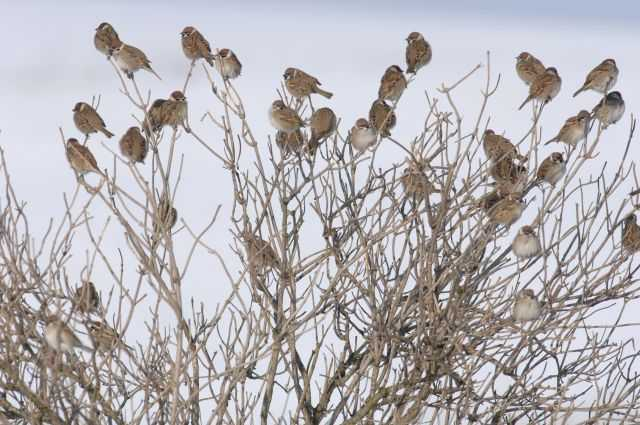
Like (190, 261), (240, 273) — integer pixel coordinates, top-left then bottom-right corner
(518, 67), (562, 110)
(309, 107), (337, 153)
(119, 127), (148, 163)
(369, 99), (396, 137)
(153, 195), (178, 235)
(44, 315), (91, 353)
(112, 42), (161, 80)
(405, 32), (432, 74)
(214, 48), (242, 80)
(378, 65), (407, 102)
(401, 161), (440, 201)
(66, 138), (100, 175)
(515, 52), (546, 86)
(622, 214), (640, 254)
(73, 102), (114, 138)
(573, 58), (619, 97)
(87, 320), (132, 354)
(482, 130), (524, 163)
(243, 231), (280, 272)
(349, 118), (378, 153)
(94, 22), (121, 58)
(536, 152), (566, 186)
(592, 91), (625, 129)
(147, 91), (189, 133)
(545, 110), (591, 146)
(275, 129), (304, 155)
(283, 67), (333, 99)
(73, 281), (100, 315)
(269, 100), (304, 133)
(477, 190), (503, 212)
(490, 159), (528, 195)
(488, 194), (524, 226)
(180, 26), (214, 65)
(512, 226), (542, 259)
(512, 289), (542, 322)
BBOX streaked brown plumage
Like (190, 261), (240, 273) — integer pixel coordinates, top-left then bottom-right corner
(573, 58), (618, 97)
(180, 26), (214, 65)
(73, 102), (114, 138)
(536, 152), (566, 186)
(490, 159), (528, 195)
(146, 91), (189, 133)
(401, 161), (440, 200)
(369, 99), (396, 137)
(518, 67), (561, 110)
(482, 130), (524, 163)
(378, 65), (407, 102)
(87, 320), (132, 354)
(275, 129), (304, 155)
(283, 67), (333, 99)
(477, 190), (503, 212)
(73, 281), (100, 315)
(406, 32), (432, 74)
(94, 22), (121, 58)
(545, 110), (591, 146)
(515, 52), (545, 86)
(488, 194), (524, 226)
(119, 127), (148, 163)
(214, 48), (242, 80)
(112, 42), (161, 80)
(269, 100), (304, 133)
(153, 195), (178, 235)
(243, 231), (280, 272)
(622, 214), (640, 254)
(44, 315), (91, 353)
(66, 138), (100, 175)
(309, 107), (337, 153)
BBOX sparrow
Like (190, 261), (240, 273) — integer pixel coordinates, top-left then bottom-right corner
(180, 26), (214, 65)
(477, 190), (503, 212)
(401, 161), (440, 201)
(72, 281), (100, 315)
(214, 48), (242, 80)
(622, 214), (640, 254)
(349, 118), (378, 153)
(275, 129), (304, 155)
(511, 225), (542, 259)
(73, 102), (114, 138)
(482, 130), (524, 163)
(378, 65), (407, 102)
(87, 320), (132, 353)
(512, 289), (542, 322)
(488, 194), (524, 226)
(518, 67), (562, 110)
(573, 59), (619, 97)
(405, 32), (432, 74)
(369, 99), (396, 137)
(94, 22), (121, 58)
(112, 42), (161, 80)
(536, 152), (566, 186)
(308, 107), (337, 153)
(153, 195), (178, 234)
(44, 315), (91, 353)
(66, 138), (100, 175)
(515, 52), (545, 86)
(592, 91), (625, 129)
(269, 100), (304, 133)
(119, 126), (148, 163)
(283, 67), (333, 99)
(545, 110), (591, 146)
(147, 91), (189, 133)
(242, 231), (280, 272)
(490, 159), (528, 195)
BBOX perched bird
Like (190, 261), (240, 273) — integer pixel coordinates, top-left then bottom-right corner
(490, 159), (528, 195)
(369, 99), (396, 137)
(242, 231), (280, 272)
(515, 52), (545, 86)
(405, 32), (432, 74)
(44, 316), (91, 353)
(482, 130), (524, 163)
(180, 26), (214, 66)
(488, 194), (524, 226)
(573, 59), (619, 97)
(73, 102), (114, 138)
(66, 138), (100, 175)
(119, 127), (148, 163)
(536, 152), (566, 186)
(518, 67), (562, 110)
(309, 107), (337, 153)
(477, 190), (503, 212)
(94, 22), (121, 58)
(275, 129), (304, 155)
(269, 100), (304, 134)
(622, 214), (640, 254)
(112, 42), (161, 80)
(378, 65), (407, 102)
(545, 110), (591, 146)
(72, 281), (100, 315)
(214, 48), (242, 80)
(592, 91), (625, 129)
(512, 226), (542, 259)
(401, 161), (440, 201)
(349, 118), (378, 153)
(153, 195), (178, 234)
(512, 289), (542, 322)
(147, 91), (189, 133)
(283, 67), (333, 99)
(87, 320), (132, 354)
